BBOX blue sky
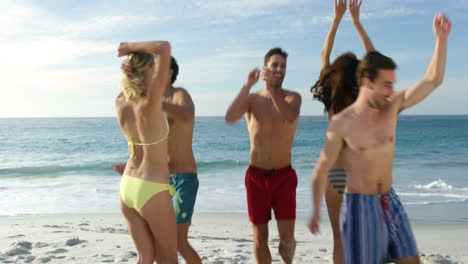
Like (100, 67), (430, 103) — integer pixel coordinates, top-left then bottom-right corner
(2, 0), (467, 117)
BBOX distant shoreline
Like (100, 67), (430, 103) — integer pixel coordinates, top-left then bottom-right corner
(1, 114), (468, 119)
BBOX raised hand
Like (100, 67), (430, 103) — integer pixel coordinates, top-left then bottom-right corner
(334, 0), (347, 21)
(111, 163), (126, 175)
(245, 68), (260, 89)
(433, 14), (452, 39)
(120, 59), (132, 76)
(117, 42), (130, 57)
(260, 66), (275, 90)
(349, 0), (363, 24)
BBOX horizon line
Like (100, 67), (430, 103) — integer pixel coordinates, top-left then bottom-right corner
(1, 114), (468, 119)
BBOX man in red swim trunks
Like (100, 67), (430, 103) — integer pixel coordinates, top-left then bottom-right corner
(225, 47), (302, 264)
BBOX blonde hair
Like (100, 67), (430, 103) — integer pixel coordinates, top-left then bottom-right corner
(120, 52), (155, 100)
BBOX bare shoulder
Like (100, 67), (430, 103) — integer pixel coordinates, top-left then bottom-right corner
(173, 87), (191, 97)
(329, 107), (353, 134)
(283, 89), (302, 100)
(246, 91), (263, 112)
(249, 90), (263, 101)
(115, 93), (124, 106)
(173, 87), (194, 103)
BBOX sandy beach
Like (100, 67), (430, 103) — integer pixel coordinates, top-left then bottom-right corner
(0, 212), (466, 263)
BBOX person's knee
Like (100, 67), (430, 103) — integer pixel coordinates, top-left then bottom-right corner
(177, 238), (191, 252)
(254, 230), (269, 247)
(278, 238), (296, 262)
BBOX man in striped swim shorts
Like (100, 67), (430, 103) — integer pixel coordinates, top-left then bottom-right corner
(308, 14), (451, 263)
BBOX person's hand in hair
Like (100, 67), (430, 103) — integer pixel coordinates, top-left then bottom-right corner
(121, 59), (132, 76)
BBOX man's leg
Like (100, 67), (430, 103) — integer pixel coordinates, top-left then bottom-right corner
(170, 173), (201, 263)
(177, 222), (201, 264)
(253, 223), (272, 264)
(271, 167), (297, 264)
(277, 220), (295, 264)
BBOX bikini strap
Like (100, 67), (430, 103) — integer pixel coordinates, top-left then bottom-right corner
(126, 116), (170, 157)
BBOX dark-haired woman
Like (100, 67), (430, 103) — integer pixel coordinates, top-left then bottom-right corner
(310, 1), (375, 263)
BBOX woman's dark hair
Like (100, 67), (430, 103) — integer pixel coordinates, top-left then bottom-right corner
(311, 52), (360, 115)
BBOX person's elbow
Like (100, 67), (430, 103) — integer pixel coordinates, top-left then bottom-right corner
(158, 41), (171, 56)
(182, 109), (195, 123)
(225, 114), (237, 125)
(433, 76), (444, 88)
(312, 162), (328, 184)
(425, 75), (444, 89)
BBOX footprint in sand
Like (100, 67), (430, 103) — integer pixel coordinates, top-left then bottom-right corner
(11, 241), (32, 250)
(43, 225), (67, 228)
(114, 251), (137, 262)
(4, 247), (30, 257)
(13, 255), (35, 263)
(65, 238), (87, 247)
(34, 242), (49, 248)
(3, 241), (32, 257)
(419, 253), (459, 264)
(6, 234), (25, 239)
(35, 256), (52, 263)
(46, 248), (68, 254)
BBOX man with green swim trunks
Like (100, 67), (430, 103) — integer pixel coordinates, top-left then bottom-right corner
(113, 57), (201, 263)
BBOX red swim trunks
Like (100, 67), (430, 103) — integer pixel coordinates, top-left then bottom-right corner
(245, 165), (298, 224)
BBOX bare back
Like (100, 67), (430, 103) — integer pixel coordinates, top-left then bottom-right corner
(246, 90), (299, 169)
(116, 97), (169, 182)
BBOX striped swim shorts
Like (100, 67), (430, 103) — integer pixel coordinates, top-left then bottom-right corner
(341, 188), (418, 263)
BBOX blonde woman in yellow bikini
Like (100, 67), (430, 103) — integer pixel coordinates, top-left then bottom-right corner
(116, 40), (177, 264)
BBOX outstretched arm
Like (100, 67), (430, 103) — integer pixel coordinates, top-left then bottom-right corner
(308, 119), (344, 235)
(117, 41), (172, 105)
(350, 0), (375, 52)
(399, 14), (451, 111)
(321, 0), (347, 69)
(225, 68), (260, 124)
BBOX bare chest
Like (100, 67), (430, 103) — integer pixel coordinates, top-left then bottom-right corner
(249, 99), (286, 124)
(345, 116), (397, 154)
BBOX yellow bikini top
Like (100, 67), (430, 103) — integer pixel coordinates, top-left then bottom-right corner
(126, 116), (170, 157)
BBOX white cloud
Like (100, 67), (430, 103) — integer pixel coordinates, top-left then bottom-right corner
(2, 0), (466, 117)
(191, 0), (301, 18)
(360, 7), (428, 20)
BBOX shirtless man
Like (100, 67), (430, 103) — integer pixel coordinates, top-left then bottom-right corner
(308, 14), (451, 264)
(114, 57), (201, 264)
(225, 48), (302, 264)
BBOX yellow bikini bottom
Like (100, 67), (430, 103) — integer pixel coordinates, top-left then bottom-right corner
(120, 175), (175, 212)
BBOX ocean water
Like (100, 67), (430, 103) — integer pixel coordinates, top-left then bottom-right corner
(1, 116), (467, 224)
